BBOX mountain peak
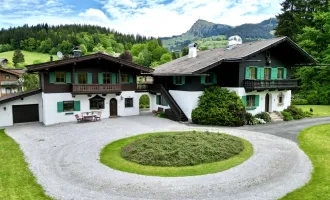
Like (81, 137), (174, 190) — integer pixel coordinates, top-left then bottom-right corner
(187, 19), (231, 38)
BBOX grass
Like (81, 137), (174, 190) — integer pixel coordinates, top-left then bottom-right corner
(296, 105), (330, 117)
(0, 50), (56, 67)
(0, 129), (52, 200)
(281, 124), (330, 200)
(100, 131), (253, 177)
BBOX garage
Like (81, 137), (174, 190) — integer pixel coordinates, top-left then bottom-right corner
(12, 104), (39, 124)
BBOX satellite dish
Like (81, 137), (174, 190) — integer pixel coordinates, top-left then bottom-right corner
(227, 35), (243, 50)
(57, 51), (63, 59)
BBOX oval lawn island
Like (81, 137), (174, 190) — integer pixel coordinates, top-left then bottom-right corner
(100, 131), (253, 177)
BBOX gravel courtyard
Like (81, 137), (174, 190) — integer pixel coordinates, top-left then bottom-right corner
(6, 115), (312, 200)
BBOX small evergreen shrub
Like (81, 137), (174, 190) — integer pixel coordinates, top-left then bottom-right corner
(192, 87), (246, 126)
(292, 98), (309, 105)
(156, 111), (165, 118)
(245, 113), (257, 125)
(284, 105), (306, 120)
(255, 112), (271, 123)
(281, 111), (293, 121)
(304, 111), (313, 117)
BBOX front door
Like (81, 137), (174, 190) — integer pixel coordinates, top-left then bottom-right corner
(265, 93), (270, 112)
(110, 98), (117, 117)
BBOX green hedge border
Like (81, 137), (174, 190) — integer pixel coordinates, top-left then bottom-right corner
(100, 132), (254, 177)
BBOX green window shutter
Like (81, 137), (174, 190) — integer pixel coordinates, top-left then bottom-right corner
(57, 102), (63, 112)
(182, 76), (185, 84)
(164, 98), (168, 106)
(245, 67), (250, 79)
(201, 76), (206, 84)
(75, 73), (78, 84)
(260, 68), (265, 80)
(271, 68), (278, 80)
(156, 95), (160, 105)
(255, 95), (260, 107)
(74, 101), (81, 111)
(49, 72), (55, 83)
(257, 68), (261, 80)
(129, 74), (134, 83)
(173, 76), (177, 84)
(87, 73), (92, 84)
(98, 73), (103, 84)
(112, 73), (117, 84)
(66, 72), (71, 83)
(242, 96), (247, 107)
(212, 73), (217, 83)
(284, 68), (287, 79)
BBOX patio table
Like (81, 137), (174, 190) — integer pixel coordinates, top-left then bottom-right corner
(82, 112), (97, 122)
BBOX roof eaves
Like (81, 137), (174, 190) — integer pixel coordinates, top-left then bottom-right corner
(0, 89), (42, 105)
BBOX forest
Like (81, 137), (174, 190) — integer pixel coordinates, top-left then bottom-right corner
(275, 0), (330, 105)
(0, 24), (172, 68)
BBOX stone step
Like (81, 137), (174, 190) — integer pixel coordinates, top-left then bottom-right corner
(269, 112), (283, 122)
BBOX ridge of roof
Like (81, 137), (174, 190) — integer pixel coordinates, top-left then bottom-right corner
(0, 89), (42, 105)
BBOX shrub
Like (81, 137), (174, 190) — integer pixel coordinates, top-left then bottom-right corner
(284, 105), (306, 120)
(281, 111), (293, 121)
(245, 113), (256, 125)
(192, 86), (246, 126)
(304, 111), (313, 117)
(156, 111), (165, 118)
(292, 98), (309, 105)
(255, 112), (271, 123)
(139, 94), (150, 108)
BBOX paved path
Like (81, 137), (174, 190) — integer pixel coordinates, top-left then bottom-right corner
(238, 117), (330, 143)
(6, 116), (312, 200)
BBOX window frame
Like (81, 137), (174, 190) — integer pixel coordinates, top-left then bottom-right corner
(55, 72), (66, 84)
(277, 68), (284, 79)
(125, 98), (134, 108)
(249, 67), (257, 80)
(103, 72), (112, 84)
(78, 72), (87, 84)
(121, 73), (129, 83)
(264, 68), (271, 80)
(246, 95), (256, 107)
(156, 95), (168, 106)
(89, 95), (105, 110)
(63, 101), (74, 112)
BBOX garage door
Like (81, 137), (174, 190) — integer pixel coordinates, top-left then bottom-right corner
(12, 104), (39, 124)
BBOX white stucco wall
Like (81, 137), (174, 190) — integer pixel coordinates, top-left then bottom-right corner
(0, 93), (43, 127)
(42, 91), (152, 126)
(169, 90), (203, 120)
(226, 88), (292, 115)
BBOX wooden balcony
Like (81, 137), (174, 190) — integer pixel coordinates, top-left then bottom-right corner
(244, 79), (298, 92)
(72, 84), (122, 94)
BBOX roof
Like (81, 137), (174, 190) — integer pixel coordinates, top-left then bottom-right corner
(0, 67), (24, 76)
(153, 37), (318, 75)
(0, 89), (42, 105)
(0, 58), (8, 62)
(26, 52), (154, 73)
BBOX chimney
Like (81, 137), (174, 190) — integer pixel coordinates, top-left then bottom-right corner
(188, 43), (198, 58)
(50, 55), (53, 62)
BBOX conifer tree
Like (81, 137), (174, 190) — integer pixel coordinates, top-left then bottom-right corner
(12, 49), (25, 66)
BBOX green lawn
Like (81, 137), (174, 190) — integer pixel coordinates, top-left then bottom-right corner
(0, 50), (56, 67)
(281, 124), (330, 199)
(0, 129), (52, 200)
(296, 105), (330, 117)
(100, 131), (253, 177)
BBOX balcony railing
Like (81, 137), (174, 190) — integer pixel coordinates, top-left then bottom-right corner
(1, 81), (20, 86)
(72, 84), (122, 94)
(244, 79), (298, 91)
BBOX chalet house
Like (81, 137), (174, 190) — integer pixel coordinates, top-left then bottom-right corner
(0, 37), (318, 127)
(0, 67), (24, 97)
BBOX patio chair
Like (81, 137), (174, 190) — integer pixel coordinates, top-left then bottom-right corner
(75, 114), (83, 123)
(95, 111), (102, 121)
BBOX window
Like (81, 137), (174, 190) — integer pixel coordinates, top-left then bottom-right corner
(63, 101), (74, 112)
(5, 75), (10, 80)
(247, 95), (256, 107)
(156, 95), (168, 106)
(249, 68), (257, 79)
(121, 73), (129, 83)
(264, 68), (271, 80)
(89, 95), (105, 110)
(278, 92), (284, 104)
(78, 73), (87, 84)
(173, 76), (185, 85)
(125, 98), (134, 108)
(278, 68), (284, 79)
(175, 76), (182, 84)
(55, 72), (66, 83)
(103, 73), (111, 84)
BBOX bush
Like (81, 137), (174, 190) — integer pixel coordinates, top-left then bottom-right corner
(255, 112), (271, 123)
(304, 111), (313, 117)
(156, 111), (165, 118)
(284, 105), (306, 120)
(245, 113), (256, 125)
(281, 111), (293, 121)
(292, 98), (309, 105)
(192, 86), (246, 126)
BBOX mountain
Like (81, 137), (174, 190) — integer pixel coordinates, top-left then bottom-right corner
(162, 18), (278, 51)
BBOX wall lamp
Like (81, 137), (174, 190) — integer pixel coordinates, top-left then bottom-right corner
(3, 107), (6, 111)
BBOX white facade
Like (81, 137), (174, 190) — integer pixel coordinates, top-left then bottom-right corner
(42, 91), (153, 126)
(0, 93), (43, 127)
(164, 88), (292, 120)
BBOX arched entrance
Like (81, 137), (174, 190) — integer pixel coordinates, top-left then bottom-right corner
(139, 94), (150, 115)
(265, 93), (270, 112)
(110, 98), (117, 117)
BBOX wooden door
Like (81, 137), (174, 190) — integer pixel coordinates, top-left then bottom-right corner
(110, 98), (117, 117)
(265, 93), (270, 112)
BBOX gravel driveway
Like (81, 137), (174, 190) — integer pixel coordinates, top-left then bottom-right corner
(6, 116), (312, 200)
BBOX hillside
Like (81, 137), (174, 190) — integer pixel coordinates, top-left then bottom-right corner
(0, 51), (57, 67)
(162, 18), (278, 51)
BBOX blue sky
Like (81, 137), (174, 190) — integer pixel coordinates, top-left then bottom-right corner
(0, 0), (283, 37)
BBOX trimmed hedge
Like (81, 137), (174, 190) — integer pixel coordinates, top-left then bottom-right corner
(284, 105), (306, 120)
(192, 86), (246, 126)
(281, 111), (293, 121)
